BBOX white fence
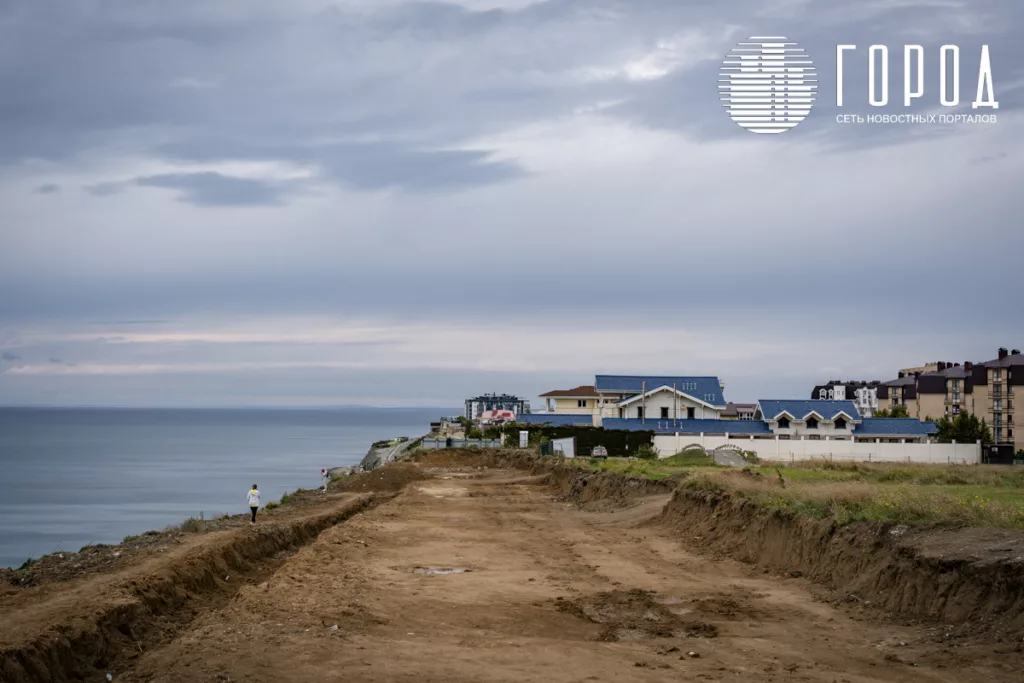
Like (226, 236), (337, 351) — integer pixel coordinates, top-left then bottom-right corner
(652, 434), (980, 464)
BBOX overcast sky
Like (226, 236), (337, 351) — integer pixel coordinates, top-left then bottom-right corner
(1, 0), (1022, 408)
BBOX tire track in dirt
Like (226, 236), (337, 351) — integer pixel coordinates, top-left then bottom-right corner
(107, 467), (1017, 682)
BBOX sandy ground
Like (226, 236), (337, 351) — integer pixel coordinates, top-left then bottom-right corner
(90, 467), (1015, 683)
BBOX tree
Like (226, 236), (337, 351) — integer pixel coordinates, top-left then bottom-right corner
(872, 404), (909, 418)
(934, 412), (993, 444)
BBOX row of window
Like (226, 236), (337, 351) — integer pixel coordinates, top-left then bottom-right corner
(776, 416), (847, 430)
(632, 407), (699, 419)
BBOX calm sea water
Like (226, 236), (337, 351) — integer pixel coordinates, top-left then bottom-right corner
(0, 406), (449, 568)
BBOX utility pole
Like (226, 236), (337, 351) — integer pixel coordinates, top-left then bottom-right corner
(641, 380), (646, 424)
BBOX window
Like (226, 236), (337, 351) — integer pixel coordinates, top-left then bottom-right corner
(994, 369), (1003, 381)
(994, 385), (1002, 398)
(808, 434), (821, 440)
(994, 399), (1003, 411)
(806, 417), (819, 429)
(777, 416), (791, 429)
(834, 417), (847, 430)
(660, 407), (669, 419)
(636, 407), (644, 419)
(577, 399), (588, 408)
(1008, 429), (1014, 439)
(687, 407), (695, 420)
(953, 405), (960, 415)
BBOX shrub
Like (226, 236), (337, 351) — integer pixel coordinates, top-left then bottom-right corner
(178, 517), (206, 533)
(635, 443), (659, 460)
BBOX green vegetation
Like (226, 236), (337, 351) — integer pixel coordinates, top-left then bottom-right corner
(634, 443), (659, 460)
(662, 448), (717, 467)
(933, 412), (994, 444)
(684, 460), (1024, 531)
(570, 453), (1024, 530)
(872, 405), (910, 418)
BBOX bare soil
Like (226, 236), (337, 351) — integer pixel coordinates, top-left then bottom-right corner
(2, 451), (1023, 682)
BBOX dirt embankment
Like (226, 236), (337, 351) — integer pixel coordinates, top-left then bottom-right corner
(654, 488), (1024, 640)
(442, 449), (1024, 642)
(0, 493), (388, 683)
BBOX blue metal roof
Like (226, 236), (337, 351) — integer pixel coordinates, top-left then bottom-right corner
(758, 400), (861, 420)
(595, 375), (726, 406)
(514, 413), (594, 426)
(602, 418), (770, 435)
(854, 418), (936, 436)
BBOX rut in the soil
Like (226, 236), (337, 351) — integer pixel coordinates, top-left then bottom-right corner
(0, 494), (393, 683)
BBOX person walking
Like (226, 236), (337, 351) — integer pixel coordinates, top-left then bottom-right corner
(321, 468), (330, 494)
(247, 484), (261, 523)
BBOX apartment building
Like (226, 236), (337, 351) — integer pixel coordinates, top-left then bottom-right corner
(971, 348), (1022, 449)
(875, 348), (1022, 450)
(878, 362), (973, 419)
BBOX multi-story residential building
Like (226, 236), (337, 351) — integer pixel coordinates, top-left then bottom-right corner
(971, 348), (1023, 450)
(811, 381), (881, 417)
(536, 375), (728, 423)
(593, 375), (727, 420)
(464, 393), (529, 420)
(878, 374), (916, 413)
(914, 362), (975, 420)
(538, 386), (601, 416)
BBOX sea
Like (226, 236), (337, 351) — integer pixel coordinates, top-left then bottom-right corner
(0, 406), (451, 569)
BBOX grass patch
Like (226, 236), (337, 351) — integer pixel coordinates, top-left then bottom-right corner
(691, 465), (1024, 531)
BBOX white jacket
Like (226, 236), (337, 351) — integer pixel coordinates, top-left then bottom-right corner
(247, 489), (261, 507)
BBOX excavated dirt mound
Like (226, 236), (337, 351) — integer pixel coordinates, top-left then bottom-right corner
(555, 589), (719, 642)
(655, 488), (1024, 642)
(411, 449), (503, 468)
(333, 464), (429, 493)
(0, 495), (385, 683)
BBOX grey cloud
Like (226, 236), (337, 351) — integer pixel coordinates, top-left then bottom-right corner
(84, 182), (126, 197)
(133, 172), (296, 206)
(158, 139), (526, 192)
(34, 183), (60, 194)
(1, 352), (20, 361)
(971, 151), (1009, 164)
(49, 357), (62, 364)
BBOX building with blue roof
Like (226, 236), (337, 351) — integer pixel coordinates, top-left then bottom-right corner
(602, 418), (771, 435)
(853, 418), (939, 438)
(756, 399), (862, 440)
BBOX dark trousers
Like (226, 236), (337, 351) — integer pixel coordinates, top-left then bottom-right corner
(250, 506), (258, 522)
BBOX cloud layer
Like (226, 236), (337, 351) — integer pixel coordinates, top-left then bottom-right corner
(1, 0), (1022, 406)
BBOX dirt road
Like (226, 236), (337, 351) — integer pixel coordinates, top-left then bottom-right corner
(97, 464), (1015, 683)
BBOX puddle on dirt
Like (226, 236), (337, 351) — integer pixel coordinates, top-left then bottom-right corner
(554, 589), (719, 642)
(411, 566), (472, 575)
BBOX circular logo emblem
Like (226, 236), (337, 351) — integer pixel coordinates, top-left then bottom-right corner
(719, 36), (817, 134)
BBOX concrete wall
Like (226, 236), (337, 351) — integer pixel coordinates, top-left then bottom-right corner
(652, 433), (981, 464)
